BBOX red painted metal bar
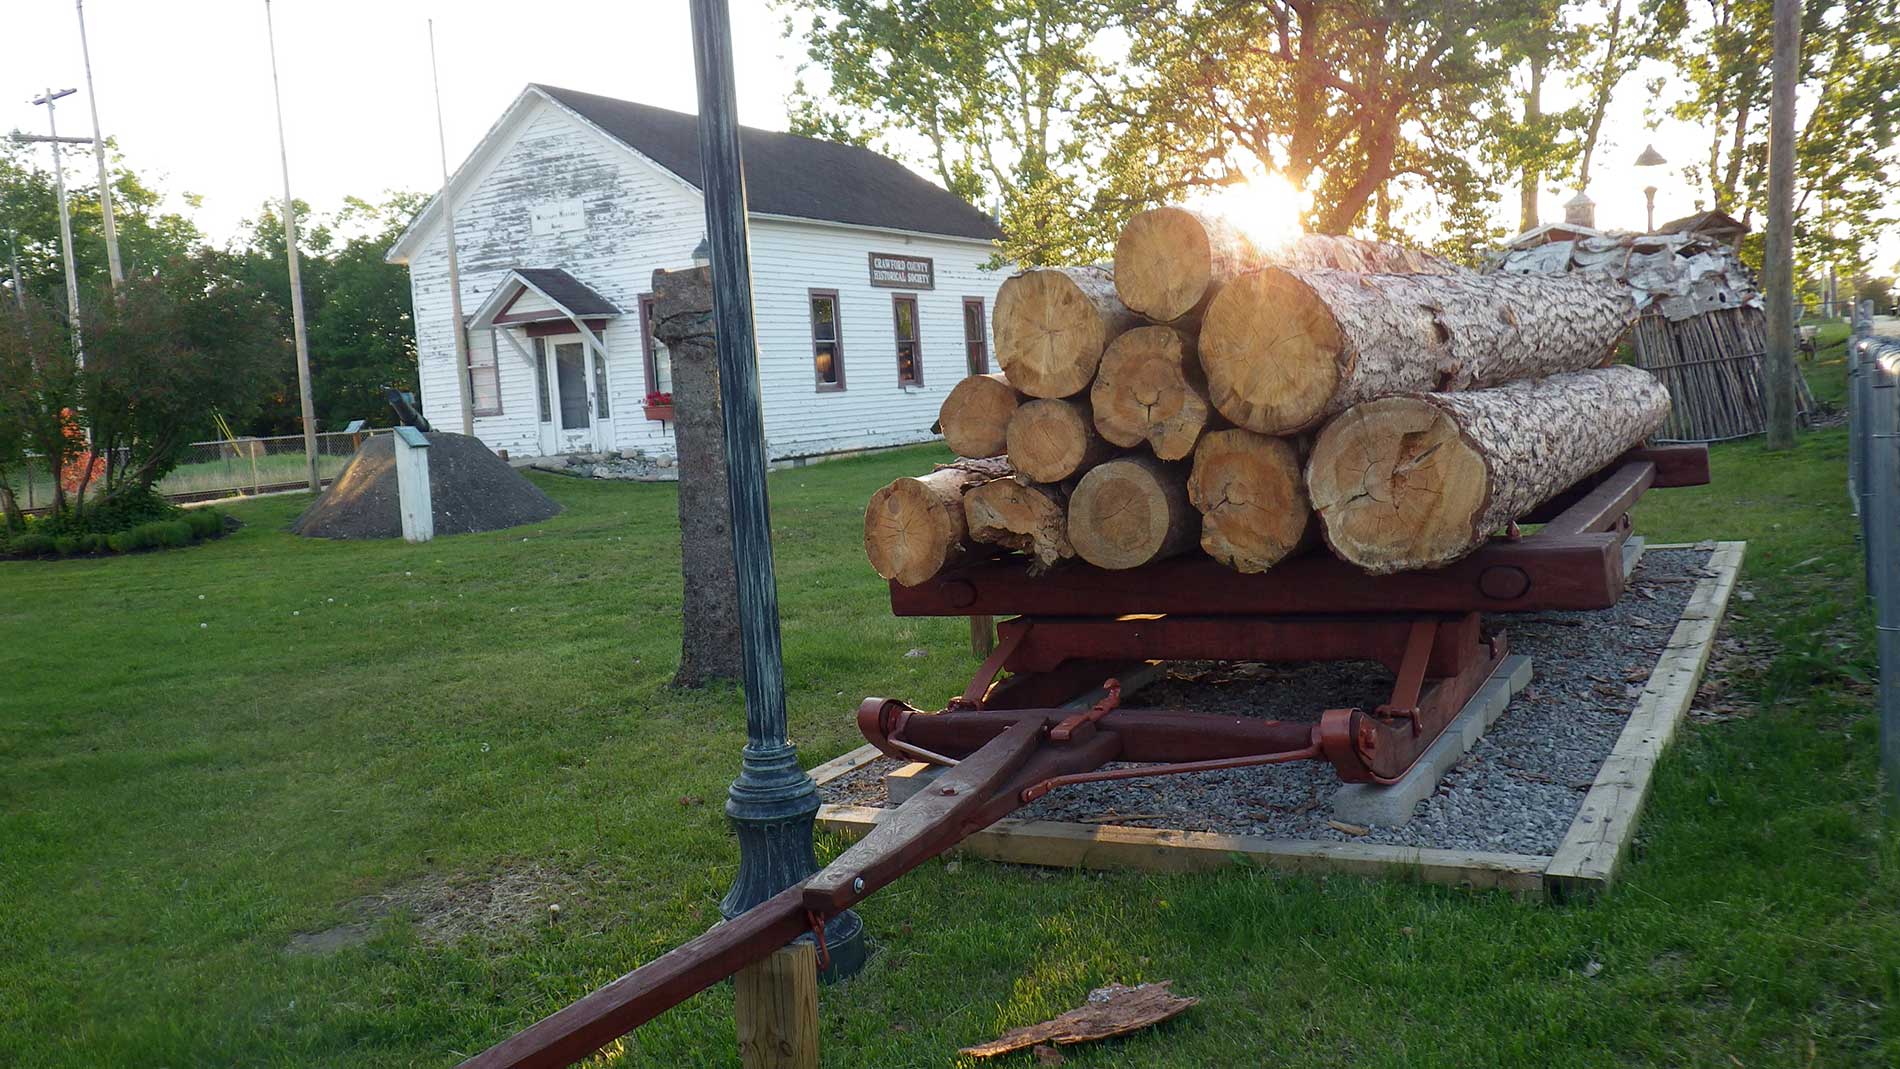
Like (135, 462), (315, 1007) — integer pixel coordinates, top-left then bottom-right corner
(1018, 740), (1323, 802)
(860, 699), (1331, 765)
(994, 613), (1482, 676)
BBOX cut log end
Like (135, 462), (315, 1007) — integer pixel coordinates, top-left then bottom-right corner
(863, 462), (1003, 586)
(1305, 397), (1490, 575)
(939, 373), (1020, 458)
(1187, 430), (1312, 573)
(1200, 268), (1344, 435)
(1090, 325), (1210, 459)
(1068, 456), (1199, 570)
(994, 267), (1132, 398)
(1113, 207), (1217, 322)
(963, 478), (1073, 572)
(1007, 397), (1111, 483)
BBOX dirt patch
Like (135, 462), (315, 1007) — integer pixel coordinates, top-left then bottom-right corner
(286, 861), (615, 956)
(291, 431), (560, 540)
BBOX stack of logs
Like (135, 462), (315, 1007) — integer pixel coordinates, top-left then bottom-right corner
(865, 206), (1671, 585)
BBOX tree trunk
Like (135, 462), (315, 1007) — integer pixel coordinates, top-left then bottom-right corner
(1762, 0), (1801, 450)
(864, 457), (1011, 586)
(1306, 366), (1670, 575)
(1187, 429), (1314, 573)
(1006, 396), (1115, 482)
(1090, 324), (1215, 460)
(1200, 268), (1635, 435)
(1520, 54), (1545, 234)
(652, 267), (742, 688)
(938, 373), (1021, 458)
(993, 265), (1142, 399)
(1067, 454), (1199, 570)
(963, 476), (1073, 573)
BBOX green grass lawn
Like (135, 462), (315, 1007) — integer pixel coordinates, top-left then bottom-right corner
(3, 345), (1895, 1067)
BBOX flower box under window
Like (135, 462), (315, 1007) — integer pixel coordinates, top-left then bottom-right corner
(643, 391), (674, 422)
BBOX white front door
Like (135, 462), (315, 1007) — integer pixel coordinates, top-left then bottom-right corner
(541, 335), (614, 454)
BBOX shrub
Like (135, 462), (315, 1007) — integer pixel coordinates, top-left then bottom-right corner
(151, 520), (193, 548)
(184, 508), (223, 539)
(10, 533), (56, 558)
(54, 535), (85, 557)
(44, 486), (179, 537)
(105, 528), (144, 553)
(83, 533), (110, 554)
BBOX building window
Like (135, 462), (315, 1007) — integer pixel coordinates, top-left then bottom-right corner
(810, 289), (845, 390)
(469, 331), (502, 416)
(592, 337), (611, 419)
(892, 294), (921, 386)
(533, 336), (551, 422)
(638, 295), (674, 397)
(962, 298), (988, 375)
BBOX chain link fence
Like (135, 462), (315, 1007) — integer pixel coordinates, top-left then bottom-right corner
(1848, 301), (1900, 807)
(6, 429), (388, 510)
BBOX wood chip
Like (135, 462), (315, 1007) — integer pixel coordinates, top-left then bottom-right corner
(960, 982), (1198, 1058)
(1326, 819), (1371, 836)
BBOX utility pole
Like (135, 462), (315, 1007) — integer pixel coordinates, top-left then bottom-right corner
(75, 0), (122, 288)
(1762, 0), (1801, 450)
(429, 20), (475, 435)
(263, 0), (322, 493)
(28, 89), (83, 362)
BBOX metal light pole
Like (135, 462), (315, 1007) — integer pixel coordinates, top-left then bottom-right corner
(1634, 144), (1666, 233)
(75, 0), (122, 288)
(263, 0), (322, 493)
(29, 89), (83, 361)
(687, 0), (864, 977)
(429, 20), (475, 436)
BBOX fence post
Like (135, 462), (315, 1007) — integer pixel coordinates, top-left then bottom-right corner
(1863, 335), (1900, 810)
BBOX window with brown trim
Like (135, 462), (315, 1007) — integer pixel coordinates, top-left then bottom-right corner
(892, 294), (921, 386)
(638, 295), (674, 398)
(468, 331), (502, 416)
(962, 297), (988, 375)
(810, 289), (845, 390)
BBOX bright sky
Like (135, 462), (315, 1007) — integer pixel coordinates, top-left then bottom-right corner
(6, 0), (1894, 272)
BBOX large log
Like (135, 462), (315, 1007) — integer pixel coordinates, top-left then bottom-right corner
(993, 266), (1143, 399)
(864, 457), (1011, 586)
(1089, 325), (1214, 460)
(963, 476), (1074, 573)
(1067, 454), (1199, 570)
(939, 373), (1021, 458)
(1186, 429), (1314, 573)
(1306, 366), (1670, 575)
(1006, 397), (1115, 483)
(1199, 268), (1636, 435)
(1111, 205), (1463, 323)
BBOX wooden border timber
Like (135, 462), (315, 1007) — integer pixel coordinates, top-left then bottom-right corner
(810, 541), (1744, 900)
(1543, 540), (1746, 900)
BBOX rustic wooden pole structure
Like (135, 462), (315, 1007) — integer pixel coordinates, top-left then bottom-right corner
(688, 0), (863, 992)
(1762, 0), (1802, 450)
(734, 942), (819, 1069)
(263, 0), (321, 492)
(428, 19), (477, 437)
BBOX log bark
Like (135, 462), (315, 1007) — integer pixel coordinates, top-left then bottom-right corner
(1089, 325), (1215, 460)
(963, 476), (1074, 572)
(1199, 268), (1636, 435)
(1068, 454), (1199, 570)
(864, 457), (1011, 586)
(1306, 365), (1670, 574)
(1006, 397), (1115, 483)
(938, 373), (1022, 458)
(1187, 429), (1315, 573)
(1111, 205), (1465, 324)
(993, 266), (1143, 398)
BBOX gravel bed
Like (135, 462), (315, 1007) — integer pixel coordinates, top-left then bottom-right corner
(820, 546), (1717, 856)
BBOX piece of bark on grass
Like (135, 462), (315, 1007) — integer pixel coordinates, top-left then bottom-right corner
(993, 266), (1143, 399)
(1007, 397), (1115, 483)
(959, 982), (1199, 1059)
(863, 456), (1012, 586)
(963, 476), (1073, 572)
(651, 266), (741, 687)
(939, 373), (1022, 458)
(1306, 365), (1671, 575)
(1199, 267), (1636, 435)
(1090, 324), (1214, 460)
(1067, 454), (1199, 570)
(1187, 429), (1315, 573)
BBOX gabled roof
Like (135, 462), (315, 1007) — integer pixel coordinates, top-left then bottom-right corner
(468, 268), (623, 330)
(388, 84), (1000, 263)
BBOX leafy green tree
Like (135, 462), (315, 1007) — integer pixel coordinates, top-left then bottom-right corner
(0, 295), (83, 516)
(307, 194), (422, 427)
(0, 141), (202, 302)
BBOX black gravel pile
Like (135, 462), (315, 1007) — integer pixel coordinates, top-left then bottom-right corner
(292, 432), (561, 540)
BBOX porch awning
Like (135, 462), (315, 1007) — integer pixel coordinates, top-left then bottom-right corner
(469, 267), (623, 330)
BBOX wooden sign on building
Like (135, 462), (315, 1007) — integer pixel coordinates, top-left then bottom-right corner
(869, 252), (934, 289)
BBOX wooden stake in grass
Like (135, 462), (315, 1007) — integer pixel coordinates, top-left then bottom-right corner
(734, 941), (818, 1069)
(1006, 397), (1114, 483)
(963, 476), (1074, 572)
(1090, 325), (1213, 460)
(1199, 268), (1636, 435)
(993, 266), (1142, 398)
(863, 457), (1009, 586)
(1068, 454), (1199, 570)
(1306, 366), (1670, 574)
(938, 373), (1021, 458)
(1187, 429), (1313, 573)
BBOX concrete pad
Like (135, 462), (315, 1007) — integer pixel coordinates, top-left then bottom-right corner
(1329, 654), (1534, 828)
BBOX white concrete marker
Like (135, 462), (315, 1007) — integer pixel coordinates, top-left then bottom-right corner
(393, 426), (434, 543)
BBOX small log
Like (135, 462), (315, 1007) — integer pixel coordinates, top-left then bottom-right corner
(963, 476), (1074, 572)
(1068, 454), (1199, 570)
(1187, 429), (1314, 573)
(1306, 366), (1670, 574)
(1006, 397), (1115, 483)
(993, 266), (1143, 399)
(1199, 268), (1636, 435)
(1090, 325), (1214, 460)
(864, 457), (1011, 586)
(939, 373), (1021, 458)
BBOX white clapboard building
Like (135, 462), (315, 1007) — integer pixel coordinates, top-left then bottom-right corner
(387, 84), (1007, 462)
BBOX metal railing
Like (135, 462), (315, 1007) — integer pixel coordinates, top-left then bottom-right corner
(5, 429), (388, 510)
(1848, 300), (1900, 807)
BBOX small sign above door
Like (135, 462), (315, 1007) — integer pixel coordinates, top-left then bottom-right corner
(868, 252), (935, 290)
